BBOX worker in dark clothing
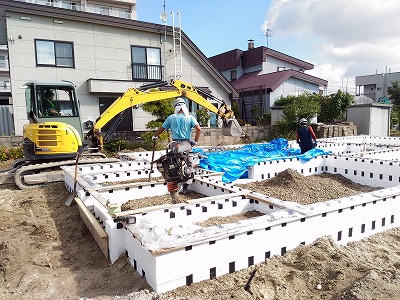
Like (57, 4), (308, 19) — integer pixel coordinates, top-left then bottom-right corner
(296, 118), (317, 154)
(42, 90), (59, 116)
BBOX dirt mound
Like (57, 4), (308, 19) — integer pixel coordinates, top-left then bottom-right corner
(264, 168), (306, 186)
(237, 169), (380, 205)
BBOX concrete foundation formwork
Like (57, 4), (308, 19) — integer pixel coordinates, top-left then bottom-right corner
(62, 136), (400, 293)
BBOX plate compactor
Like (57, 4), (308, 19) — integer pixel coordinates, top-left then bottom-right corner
(155, 141), (197, 204)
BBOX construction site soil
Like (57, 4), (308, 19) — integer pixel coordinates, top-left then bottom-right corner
(1, 160), (400, 300)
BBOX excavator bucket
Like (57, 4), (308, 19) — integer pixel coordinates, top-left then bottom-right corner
(222, 119), (244, 137)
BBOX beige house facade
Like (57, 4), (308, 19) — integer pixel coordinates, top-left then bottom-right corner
(0, 0), (237, 136)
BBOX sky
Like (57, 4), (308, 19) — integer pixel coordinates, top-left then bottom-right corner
(137, 0), (400, 94)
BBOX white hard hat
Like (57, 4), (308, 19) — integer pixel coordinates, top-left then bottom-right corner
(174, 97), (186, 107)
(299, 118), (307, 124)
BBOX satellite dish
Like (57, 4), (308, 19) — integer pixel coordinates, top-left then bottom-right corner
(160, 12), (168, 25)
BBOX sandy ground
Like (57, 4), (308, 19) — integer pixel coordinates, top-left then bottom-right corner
(1, 161), (400, 300)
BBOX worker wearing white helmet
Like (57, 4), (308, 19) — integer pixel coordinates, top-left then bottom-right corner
(152, 94), (201, 194)
(296, 118), (317, 154)
(152, 96), (200, 145)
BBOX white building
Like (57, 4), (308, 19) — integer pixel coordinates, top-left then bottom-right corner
(0, 44), (11, 104)
(355, 71), (400, 103)
(0, 0), (237, 136)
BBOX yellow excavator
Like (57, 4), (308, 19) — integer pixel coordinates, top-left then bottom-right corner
(0, 79), (243, 189)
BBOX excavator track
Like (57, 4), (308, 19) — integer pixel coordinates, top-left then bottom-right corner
(4, 156), (119, 189)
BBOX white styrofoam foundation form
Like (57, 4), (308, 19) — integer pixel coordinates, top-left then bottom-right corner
(62, 136), (400, 293)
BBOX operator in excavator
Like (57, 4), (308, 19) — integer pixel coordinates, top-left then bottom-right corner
(152, 93), (201, 194)
(42, 90), (59, 116)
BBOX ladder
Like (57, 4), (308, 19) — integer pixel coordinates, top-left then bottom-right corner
(171, 12), (182, 79)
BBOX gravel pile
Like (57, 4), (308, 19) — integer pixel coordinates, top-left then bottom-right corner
(237, 168), (380, 205)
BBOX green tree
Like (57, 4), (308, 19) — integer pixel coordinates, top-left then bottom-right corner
(140, 98), (175, 149)
(387, 81), (400, 128)
(195, 107), (210, 126)
(318, 90), (354, 122)
(272, 93), (320, 139)
(387, 81), (400, 107)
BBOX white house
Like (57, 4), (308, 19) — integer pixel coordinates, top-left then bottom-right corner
(0, 0), (237, 136)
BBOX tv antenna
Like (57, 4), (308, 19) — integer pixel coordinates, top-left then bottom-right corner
(160, 0), (167, 25)
(263, 28), (274, 48)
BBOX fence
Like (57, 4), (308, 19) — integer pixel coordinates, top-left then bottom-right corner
(0, 106), (14, 136)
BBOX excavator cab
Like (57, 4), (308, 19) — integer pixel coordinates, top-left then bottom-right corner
(22, 81), (84, 161)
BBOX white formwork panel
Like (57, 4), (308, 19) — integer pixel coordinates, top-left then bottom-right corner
(296, 193), (400, 247)
(324, 156), (400, 188)
(64, 164), (224, 192)
(123, 213), (303, 293)
(315, 142), (365, 155)
(96, 182), (169, 204)
(344, 147), (400, 161)
(106, 218), (127, 262)
(319, 136), (366, 144)
(191, 178), (237, 197)
(364, 136), (400, 147)
(62, 161), (154, 191)
(119, 150), (165, 162)
(73, 160), (151, 174)
(321, 135), (400, 147)
(82, 169), (160, 185)
(123, 229), (158, 278)
(248, 156), (326, 181)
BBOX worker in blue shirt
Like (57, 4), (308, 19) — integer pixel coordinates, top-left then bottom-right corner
(152, 95), (201, 194)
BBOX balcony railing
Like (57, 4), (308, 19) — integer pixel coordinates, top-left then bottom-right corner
(15, 0), (132, 19)
(0, 81), (11, 92)
(131, 63), (163, 82)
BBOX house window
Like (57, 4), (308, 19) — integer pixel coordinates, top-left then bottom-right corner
(35, 39), (74, 68)
(0, 55), (6, 68)
(230, 70), (237, 81)
(131, 46), (162, 81)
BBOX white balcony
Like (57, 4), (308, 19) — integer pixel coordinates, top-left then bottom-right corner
(15, 0), (135, 20)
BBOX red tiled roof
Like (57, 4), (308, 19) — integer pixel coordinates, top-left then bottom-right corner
(208, 49), (243, 71)
(232, 69), (328, 92)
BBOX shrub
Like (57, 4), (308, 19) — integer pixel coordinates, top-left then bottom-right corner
(0, 146), (24, 162)
(196, 107), (210, 126)
(102, 139), (137, 157)
(273, 93), (320, 138)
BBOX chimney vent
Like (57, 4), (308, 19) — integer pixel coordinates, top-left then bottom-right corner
(248, 39), (254, 50)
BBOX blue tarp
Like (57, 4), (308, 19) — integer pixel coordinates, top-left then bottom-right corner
(194, 138), (331, 183)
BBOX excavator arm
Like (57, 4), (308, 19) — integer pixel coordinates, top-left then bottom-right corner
(87, 79), (243, 149)
(170, 79), (236, 121)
